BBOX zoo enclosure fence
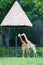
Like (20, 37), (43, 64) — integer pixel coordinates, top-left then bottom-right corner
(0, 47), (43, 57)
(0, 47), (22, 57)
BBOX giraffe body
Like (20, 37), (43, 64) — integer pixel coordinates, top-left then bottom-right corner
(21, 33), (37, 57)
(18, 33), (29, 57)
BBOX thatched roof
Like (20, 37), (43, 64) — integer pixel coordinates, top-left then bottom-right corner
(1, 1), (33, 27)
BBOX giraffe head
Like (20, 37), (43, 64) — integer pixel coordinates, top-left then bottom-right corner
(18, 33), (21, 37)
(21, 33), (25, 36)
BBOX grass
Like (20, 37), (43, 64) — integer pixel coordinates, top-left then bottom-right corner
(0, 57), (43, 65)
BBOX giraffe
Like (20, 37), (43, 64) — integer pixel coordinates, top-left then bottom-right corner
(18, 33), (29, 57)
(21, 33), (37, 57)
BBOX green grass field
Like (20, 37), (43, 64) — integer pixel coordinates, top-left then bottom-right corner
(0, 57), (43, 65)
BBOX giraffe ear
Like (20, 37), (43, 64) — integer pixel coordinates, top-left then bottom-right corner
(18, 33), (20, 37)
(23, 33), (25, 34)
(21, 33), (25, 36)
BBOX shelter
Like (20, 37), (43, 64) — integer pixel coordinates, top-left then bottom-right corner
(1, 1), (33, 56)
(1, 1), (32, 26)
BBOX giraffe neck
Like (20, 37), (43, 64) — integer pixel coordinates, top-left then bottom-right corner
(19, 36), (24, 45)
(19, 35), (28, 49)
(23, 34), (29, 43)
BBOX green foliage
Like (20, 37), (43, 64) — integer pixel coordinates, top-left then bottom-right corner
(33, 0), (43, 15)
(30, 49), (34, 57)
(0, 0), (15, 23)
(0, 47), (43, 57)
(37, 47), (42, 57)
(0, 47), (16, 57)
(5, 48), (15, 57)
(0, 48), (5, 57)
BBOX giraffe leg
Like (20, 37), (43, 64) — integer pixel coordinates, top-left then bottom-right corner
(33, 50), (36, 58)
(26, 49), (30, 57)
(22, 47), (25, 57)
(36, 53), (37, 57)
(34, 53), (35, 58)
(34, 53), (37, 58)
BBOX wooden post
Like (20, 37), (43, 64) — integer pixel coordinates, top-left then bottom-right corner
(15, 27), (18, 57)
(0, 31), (3, 47)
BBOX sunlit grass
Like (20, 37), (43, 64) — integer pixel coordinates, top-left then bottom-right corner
(0, 57), (43, 65)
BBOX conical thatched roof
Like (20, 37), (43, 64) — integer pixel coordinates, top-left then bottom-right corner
(1, 1), (33, 27)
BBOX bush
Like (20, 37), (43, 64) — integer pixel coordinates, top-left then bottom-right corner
(0, 48), (5, 57)
(0, 47), (43, 57)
